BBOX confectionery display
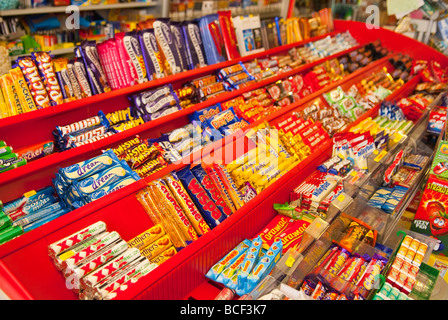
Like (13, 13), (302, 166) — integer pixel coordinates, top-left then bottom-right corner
(0, 3), (448, 302)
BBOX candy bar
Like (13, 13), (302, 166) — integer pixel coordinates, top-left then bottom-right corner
(164, 172), (211, 236)
(0, 74), (21, 116)
(205, 239), (251, 281)
(58, 149), (121, 184)
(78, 40), (112, 95)
(148, 246), (177, 265)
(9, 66), (37, 113)
(61, 231), (121, 271)
(138, 28), (166, 80)
(127, 224), (166, 251)
(151, 179), (198, 243)
(73, 59), (93, 97)
(33, 52), (63, 106)
(16, 56), (51, 109)
(66, 239), (129, 289)
(153, 19), (183, 75)
(140, 235), (173, 260)
(80, 247), (141, 287)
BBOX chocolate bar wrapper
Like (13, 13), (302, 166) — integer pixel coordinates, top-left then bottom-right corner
(96, 42), (117, 90)
(170, 22), (189, 72)
(115, 32), (148, 84)
(190, 164), (232, 217)
(114, 36), (137, 87)
(149, 105), (181, 120)
(78, 40), (112, 95)
(138, 28), (166, 80)
(165, 172), (211, 236)
(153, 18), (183, 75)
(72, 57), (93, 97)
(176, 166), (227, 230)
(16, 56), (51, 109)
(182, 21), (207, 70)
(53, 57), (77, 102)
(218, 11), (240, 60)
(105, 39), (127, 88)
(66, 61), (84, 99)
(32, 52), (64, 106)
(15, 140), (54, 162)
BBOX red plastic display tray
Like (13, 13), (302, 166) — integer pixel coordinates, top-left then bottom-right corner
(0, 20), (447, 300)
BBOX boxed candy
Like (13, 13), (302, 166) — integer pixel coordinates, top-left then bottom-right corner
(411, 174), (448, 255)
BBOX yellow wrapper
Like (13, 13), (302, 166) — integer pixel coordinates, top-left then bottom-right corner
(0, 87), (9, 119)
(10, 66), (37, 113)
(0, 74), (21, 116)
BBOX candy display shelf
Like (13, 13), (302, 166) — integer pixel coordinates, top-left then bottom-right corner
(0, 30), (369, 203)
(0, 59), (421, 300)
(0, 1), (160, 16)
(0, 20), (447, 300)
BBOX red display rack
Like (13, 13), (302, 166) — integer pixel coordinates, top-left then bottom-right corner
(0, 20), (447, 300)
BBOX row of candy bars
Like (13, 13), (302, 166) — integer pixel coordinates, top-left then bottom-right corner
(206, 237), (283, 297)
(0, 186), (69, 245)
(48, 221), (177, 300)
(53, 150), (141, 208)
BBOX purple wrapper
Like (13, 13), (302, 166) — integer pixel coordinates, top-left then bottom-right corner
(153, 18), (182, 75)
(181, 21), (207, 69)
(149, 105), (180, 120)
(79, 40), (111, 95)
(138, 28), (165, 80)
(170, 22), (189, 72)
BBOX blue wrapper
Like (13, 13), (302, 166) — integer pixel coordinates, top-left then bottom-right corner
(3, 186), (56, 215)
(58, 149), (121, 184)
(205, 107), (239, 130)
(236, 238), (283, 296)
(188, 104), (222, 124)
(13, 201), (67, 227)
(74, 161), (138, 196)
(205, 239), (252, 281)
(22, 208), (69, 232)
(177, 165), (227, 229)
(82, 176), (139, 204)
(198, 14), (227, 65)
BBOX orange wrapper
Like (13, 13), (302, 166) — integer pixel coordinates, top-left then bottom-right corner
(149, 246), (177, 266)
(164, 173), (211, 236)
(136, 187), (187, 250)
(16, 56), (51, 109)
(152, 179), (199, 243)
